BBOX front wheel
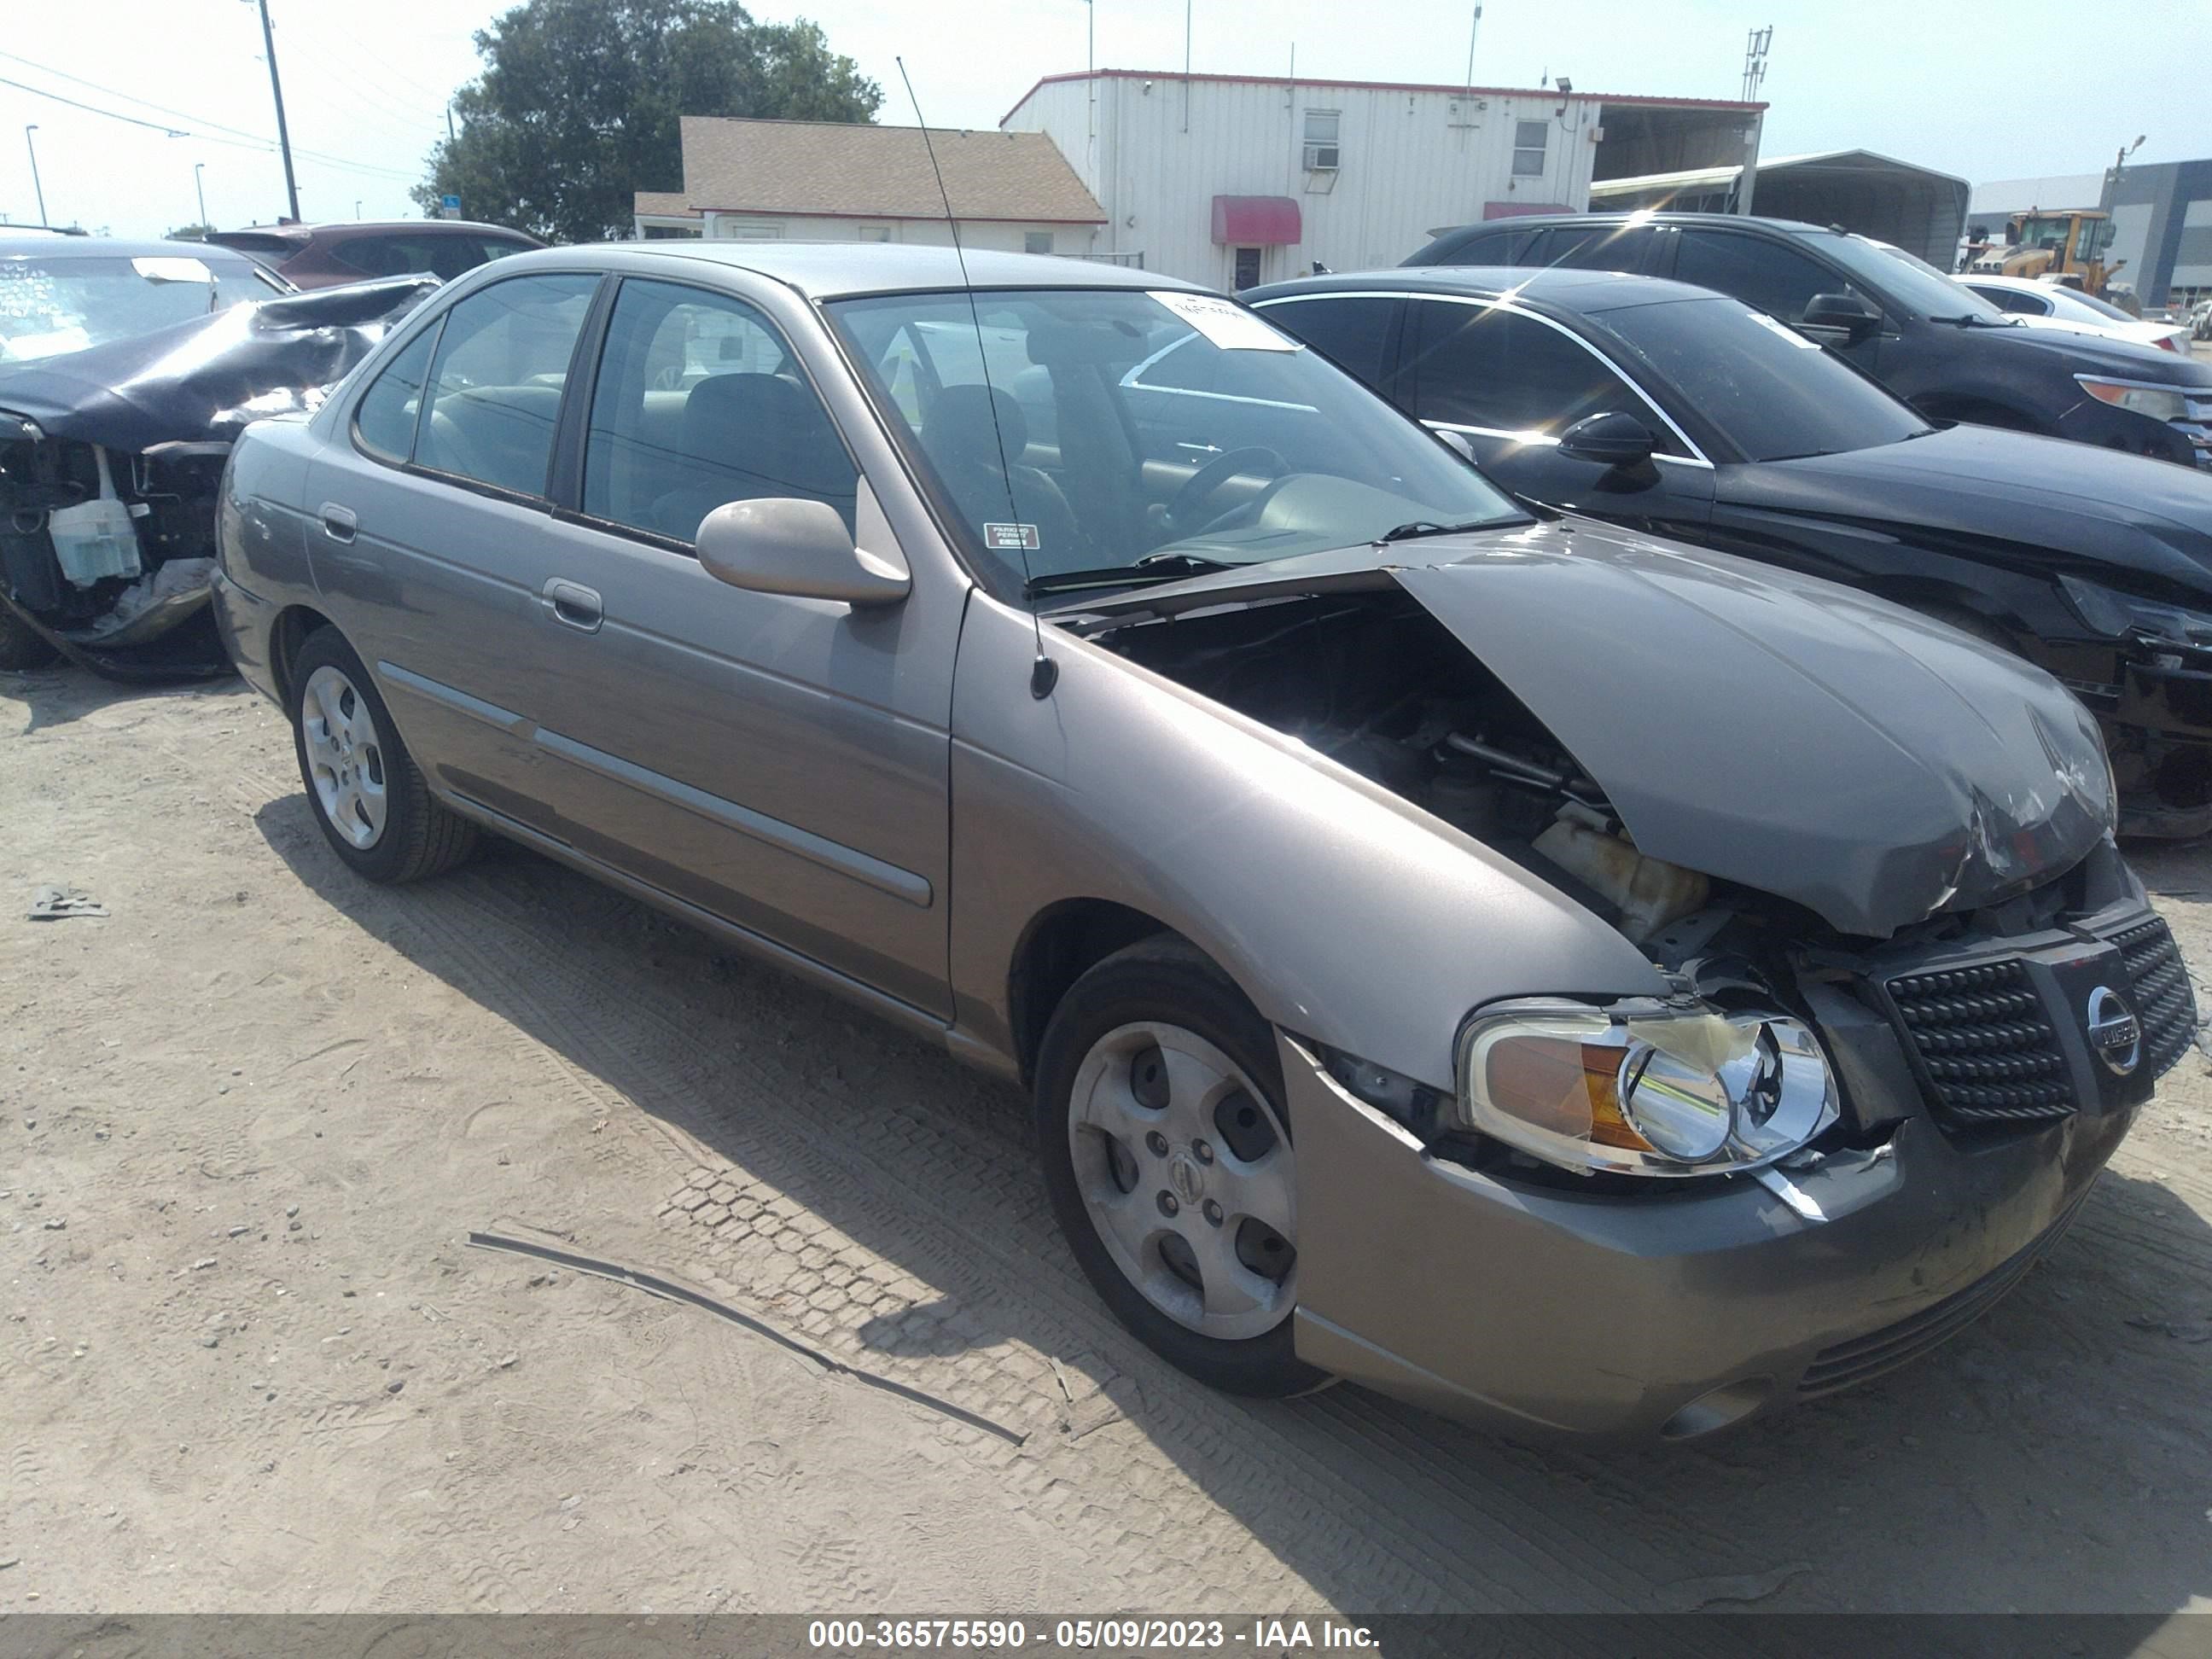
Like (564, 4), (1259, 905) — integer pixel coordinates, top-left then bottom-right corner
(289, 626), (478, 884)
(1033, 937), (1327, 1398)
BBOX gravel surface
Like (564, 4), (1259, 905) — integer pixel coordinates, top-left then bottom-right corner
(4, 666), (2212, 1615)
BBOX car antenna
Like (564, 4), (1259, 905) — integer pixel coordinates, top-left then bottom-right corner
(896, 56), (1057, 700)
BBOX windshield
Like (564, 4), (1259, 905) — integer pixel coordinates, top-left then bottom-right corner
(0, 251), (282, 361)
(1816, 233), (2009, 322)
(828, 287), (1522, 599)
(1595, 295), (1932, 463)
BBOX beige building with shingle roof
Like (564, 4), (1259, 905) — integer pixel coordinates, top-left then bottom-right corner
(632, 117), (1108, 258)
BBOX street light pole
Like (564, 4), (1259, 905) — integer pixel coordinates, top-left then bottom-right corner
(250, 0), (302, 221)
(24, 125), (45, 225)
(194, 161), (208, 230)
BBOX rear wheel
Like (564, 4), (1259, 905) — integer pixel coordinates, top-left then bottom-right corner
(1033, 938), (1326, 1398)
(289, 626), (477, 884)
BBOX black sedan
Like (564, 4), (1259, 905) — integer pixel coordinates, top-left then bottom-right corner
(1246, 266), (2212, 838)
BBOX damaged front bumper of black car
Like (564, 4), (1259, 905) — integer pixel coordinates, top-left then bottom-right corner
(0, 276), (434, 680)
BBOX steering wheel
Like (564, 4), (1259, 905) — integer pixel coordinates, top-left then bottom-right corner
(1164, 446), (1285, 537)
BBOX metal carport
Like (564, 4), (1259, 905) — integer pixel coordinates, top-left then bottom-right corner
(1588, 149), (1970, 266)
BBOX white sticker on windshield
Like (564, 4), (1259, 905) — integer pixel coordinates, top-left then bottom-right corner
(1149, 290), (1301, 352)
(1745, 309), (1819, 348)
(131, 256), (214, 284)
(985, 522), (1041, 551)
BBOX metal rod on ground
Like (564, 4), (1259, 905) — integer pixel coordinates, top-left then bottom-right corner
(25, 125), (45, 225)
(252, 0), (301, 221)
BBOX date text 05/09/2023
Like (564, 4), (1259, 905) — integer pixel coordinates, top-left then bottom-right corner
(805, 1618), (1382, 1651)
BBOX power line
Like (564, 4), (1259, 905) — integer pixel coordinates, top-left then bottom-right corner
(0, 68), (417, 182)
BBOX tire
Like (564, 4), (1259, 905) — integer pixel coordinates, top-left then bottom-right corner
(0, 602), (60, 671)
(1033, 936), (1328, 1398)
(289, 626), (477, 884)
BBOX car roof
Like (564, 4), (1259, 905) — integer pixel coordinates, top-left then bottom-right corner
(1430, 211), (1835, 239)
(0, 234), (265, 261)
(1248, 265), (1725, 316)
(220, 220), (538, 241)
(566, 241), (1200, 300)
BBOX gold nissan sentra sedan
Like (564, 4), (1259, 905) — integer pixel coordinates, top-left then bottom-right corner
(211, 243), (2186, 1440)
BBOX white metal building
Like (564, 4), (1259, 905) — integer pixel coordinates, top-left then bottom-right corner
(999, 69), (1764, 289)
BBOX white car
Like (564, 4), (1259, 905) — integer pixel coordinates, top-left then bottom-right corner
(1962, 274), (2192, 355)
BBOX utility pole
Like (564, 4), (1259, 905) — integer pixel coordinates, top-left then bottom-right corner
(251, 0), (301, 221)
(194, 161), (208, 230)
(24, 125), (45, 225)
(1740, 26), (1772, 105)
(446, 103), (457, 145)
(1736, 27), (1772, 218)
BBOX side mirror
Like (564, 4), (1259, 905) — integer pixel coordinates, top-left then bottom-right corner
(696, 498), (911, 607)
(1435, 428), (1478, 464)
(1799, 292), (1883, 346)
(1556, 410), (1657, 469)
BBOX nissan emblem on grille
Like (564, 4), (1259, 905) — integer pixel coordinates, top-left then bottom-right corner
(2086, 985), (2143, 1077)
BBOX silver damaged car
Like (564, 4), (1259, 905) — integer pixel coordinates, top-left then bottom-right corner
(213, 245), (2191, 1439)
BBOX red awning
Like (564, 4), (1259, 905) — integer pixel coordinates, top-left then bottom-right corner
(1212, 195), (1301, 246)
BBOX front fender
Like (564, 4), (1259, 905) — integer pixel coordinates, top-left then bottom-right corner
(945, 591), (1667, 1091)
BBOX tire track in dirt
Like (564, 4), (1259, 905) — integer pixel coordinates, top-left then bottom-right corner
(363, 854), (1683, 1614)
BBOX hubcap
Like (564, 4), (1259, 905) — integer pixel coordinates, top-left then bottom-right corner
(1067, 1021), (1297, 1341)
(301, 665), (388, 850)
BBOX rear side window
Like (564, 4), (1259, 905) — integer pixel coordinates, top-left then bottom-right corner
(1970, 283), (2046, 315)
(1534, 224), (1658, 273)
(1407, 300), (1685, 452)
(1413, 225), (1530, 267)
(1260, 296), (1398, 391)
(582, 278), (858, 544)
(1671, 231), (1869, 326)
(352, 326), (438, 462)
(414, 273), (597, 498)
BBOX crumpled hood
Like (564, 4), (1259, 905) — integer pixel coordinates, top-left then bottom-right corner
(1388, 519), (2114, 936)
(0, 275), (434, 451)
(1721, 424), (2212, 600)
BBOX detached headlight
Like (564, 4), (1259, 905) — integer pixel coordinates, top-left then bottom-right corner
(2075, 376), (2191, 421)
(1457, 999), (1837, 1178)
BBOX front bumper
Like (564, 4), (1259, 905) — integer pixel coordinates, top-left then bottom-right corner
(1288, 902), (2179, 1440)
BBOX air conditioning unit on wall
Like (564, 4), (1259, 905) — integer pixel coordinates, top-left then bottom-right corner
(1303, 143), (1339, 172)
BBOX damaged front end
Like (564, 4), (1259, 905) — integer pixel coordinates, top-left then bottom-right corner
(0, 276), (434, 679)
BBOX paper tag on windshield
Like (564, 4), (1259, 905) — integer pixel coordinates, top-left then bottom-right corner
(131, 256), (213, 284)
(1745, 309), (1819, 348)
(1149, 290), (1301, 352)
(985, 523), (1040, 551)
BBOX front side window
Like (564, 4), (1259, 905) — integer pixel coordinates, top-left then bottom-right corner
(413, 272), (597, 498)
(1406, 300), (1683, 451)
(830, 288), (1522, 600)
(1673, 231), (1867, 327)
(1595, 295), (1930, 463)
(1534, 224), (1657, 273)
(1511, 119), (1548, 178)
(583, 278), (857, 544)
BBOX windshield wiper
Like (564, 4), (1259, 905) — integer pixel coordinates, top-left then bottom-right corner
(1023, 551), (1238, 599)
(1377, 518), (1499, 544)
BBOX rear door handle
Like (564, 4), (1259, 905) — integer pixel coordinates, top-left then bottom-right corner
(540, 577), (603, 634)
(318, 502), (358, 543)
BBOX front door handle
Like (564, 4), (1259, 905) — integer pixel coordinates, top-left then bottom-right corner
(540, 577), (603, 634)
(318, 502), (358, 543)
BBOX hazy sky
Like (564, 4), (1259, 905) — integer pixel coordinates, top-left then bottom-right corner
(5, 0), (2209, 239)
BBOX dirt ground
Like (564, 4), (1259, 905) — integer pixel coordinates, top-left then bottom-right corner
(5, 663), (2212, 1620)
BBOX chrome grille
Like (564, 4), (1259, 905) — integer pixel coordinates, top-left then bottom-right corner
(1885, 961), (2073, 1128)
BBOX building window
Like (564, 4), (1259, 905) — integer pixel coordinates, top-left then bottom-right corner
(719, 218), (784, 240)
(1302, 108), (1341, 172)
(641, 223), (701, 240)
(1511, 119), (1548, 178)
(1024, 230), (1055, 255)
(858, 224), (892, 242)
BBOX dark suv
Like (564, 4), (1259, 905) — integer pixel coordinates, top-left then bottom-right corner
(208, 220), (542, 290)
(1407, 213), (2212, 469)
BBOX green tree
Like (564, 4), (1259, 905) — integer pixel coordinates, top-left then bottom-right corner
(414, 0), (880, 244)
(165, 223), (215, 242)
